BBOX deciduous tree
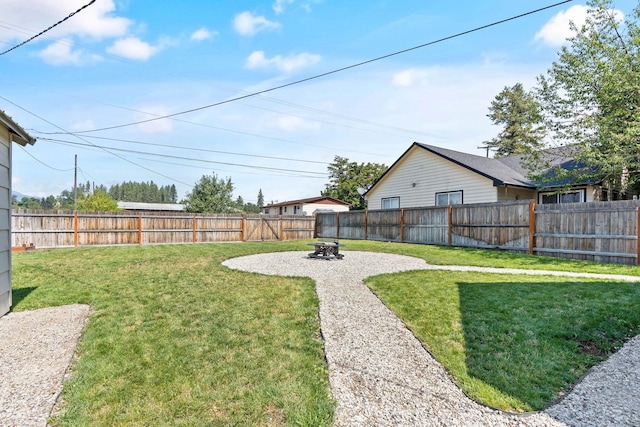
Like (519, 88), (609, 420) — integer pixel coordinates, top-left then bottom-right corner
(535, 0), (640, 196)
(76, 190), (120, 211)
(321, 156), (387, 210)
(182, 173), (236, 213)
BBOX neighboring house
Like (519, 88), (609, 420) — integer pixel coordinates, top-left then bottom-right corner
(1, 110), (36, 317)
(117, 202), (184, 212)
(365, 142), (604, 210)
(262, 196), (350, 216)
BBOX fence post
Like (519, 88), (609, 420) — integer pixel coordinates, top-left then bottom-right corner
(364, 210), (368, 241)
(241, 215), (245, 241)
(637, 208), (640, 266)
(192, 214), (197, 243)
(73, 211), (79, 247)
(400, 209), (405, 243)
(447, 205), (453, 246)
(336, 212), (340, 239)
(529, 201), (536, 255)
(138, 215), (143, 245)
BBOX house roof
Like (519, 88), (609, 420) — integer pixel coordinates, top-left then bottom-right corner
(262, 196), (350, 209)
(366, 142), (600, 196)
(0, 110), (36, 146)
(117, 202), (184, 211)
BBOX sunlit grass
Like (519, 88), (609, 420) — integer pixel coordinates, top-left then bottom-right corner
(367, 269), (640, 411)
(13, 242), (333, 426)
(12, 239), (640, 422)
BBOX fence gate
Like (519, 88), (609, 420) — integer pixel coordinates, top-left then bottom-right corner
(244, 217), (281, 241)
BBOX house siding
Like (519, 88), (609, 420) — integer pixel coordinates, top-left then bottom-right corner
(303, 202), (349, 215)
(497, 186), (537, 202)
(367, 146), (498, 210)
(0, 127), (11, 316)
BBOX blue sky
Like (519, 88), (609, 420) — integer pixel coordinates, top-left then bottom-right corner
(1, 0), (635, 205)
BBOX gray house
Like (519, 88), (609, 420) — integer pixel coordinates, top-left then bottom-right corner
(1, 110), (36, 317)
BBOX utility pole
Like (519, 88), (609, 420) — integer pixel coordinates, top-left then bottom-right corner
(73, 154), (77, 209)
(477, 146), (490, 158)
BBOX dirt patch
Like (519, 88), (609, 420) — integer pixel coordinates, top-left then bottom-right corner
(579, 340), (605, 357)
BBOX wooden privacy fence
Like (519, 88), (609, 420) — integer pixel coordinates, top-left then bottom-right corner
(316, 200), (640, 265)
(11, 210), (315, 248)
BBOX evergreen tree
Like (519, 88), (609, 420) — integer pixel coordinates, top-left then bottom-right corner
(484, 83), (545, 158)
(257, 189), (264, 208)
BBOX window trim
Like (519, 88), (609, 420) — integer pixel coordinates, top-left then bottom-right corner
(435, 190), (463, 206)
(538, 188), (586, 204)
(381, 196), (400, 209)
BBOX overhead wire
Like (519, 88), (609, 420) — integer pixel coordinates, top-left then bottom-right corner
(17, 145), (74, 172)
(44, 138), (327, 176)
(70, 0), (575, 134)
(33, 134), (330, 165)
(0, 0), (96, 55)
(1, 95), (193, 187)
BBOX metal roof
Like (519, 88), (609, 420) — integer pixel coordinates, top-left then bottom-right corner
(0, 110), (36, 146)
(117, 202), (184, 211)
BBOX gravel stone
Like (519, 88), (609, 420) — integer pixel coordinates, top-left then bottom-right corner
(2, 251), (638, 427)
(0, 304), (90, 427)
(223, 250), (640, 427)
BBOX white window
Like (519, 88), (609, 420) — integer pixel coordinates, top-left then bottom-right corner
(539, 189), (585, 204)
(381, 197), (400, 209)
(435, 191), (463, 206)
(294, 205), (301, 214)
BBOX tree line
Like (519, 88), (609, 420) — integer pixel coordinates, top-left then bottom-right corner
(483, 0), (640, 199)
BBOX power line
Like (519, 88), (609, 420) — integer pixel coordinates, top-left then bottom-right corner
(0, 0), (96, 56)
(17, 145), (74, 172)
(140, 158), (326, 180)
(34, 134), (330, 165)
(45, 138), (327, 176)
(0, 95), (193, 187)
(72, 0), (574, 134)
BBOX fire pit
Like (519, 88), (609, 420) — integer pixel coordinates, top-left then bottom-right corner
(307, 241), (344, 260)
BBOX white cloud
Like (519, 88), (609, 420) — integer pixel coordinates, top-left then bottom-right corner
(391, 69), (428, 88)
(136, 105), (173, 134)
(190, 27), (216, 42)
(272, 115), (321, 132)
(273, 0), (295, 14)
(71, 119), (97, 131)
(38, 39), (88, 65)
(233, 12), (280, 36)
(106, 37), (162, 60)
(245, 50), (321, 73)
(535, 4), (624, 47)
(0, 0), (131, 42)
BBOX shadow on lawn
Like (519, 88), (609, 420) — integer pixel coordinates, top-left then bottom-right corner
(456, 279), (640, 410)
(11, 287), (37, 308)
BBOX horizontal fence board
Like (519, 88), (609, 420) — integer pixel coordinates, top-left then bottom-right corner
(12, 209), (315, 247)
(316, 200), (640, 265)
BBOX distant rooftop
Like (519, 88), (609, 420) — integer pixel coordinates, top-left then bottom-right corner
(117, 202), (184, 211)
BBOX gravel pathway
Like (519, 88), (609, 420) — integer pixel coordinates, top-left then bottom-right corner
(223, 251), (640, 427)
(2, 251), (638, 427)
(0, 304), (90, 427)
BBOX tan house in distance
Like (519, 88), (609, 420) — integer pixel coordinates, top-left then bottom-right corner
(262, 196), (350, 216)
(1, 110), (36, 317)
(365, 142), (604, 210)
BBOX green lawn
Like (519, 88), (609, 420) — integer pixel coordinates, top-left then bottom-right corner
(11, 240), (640, 423)
(13, 242), (333, 426)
